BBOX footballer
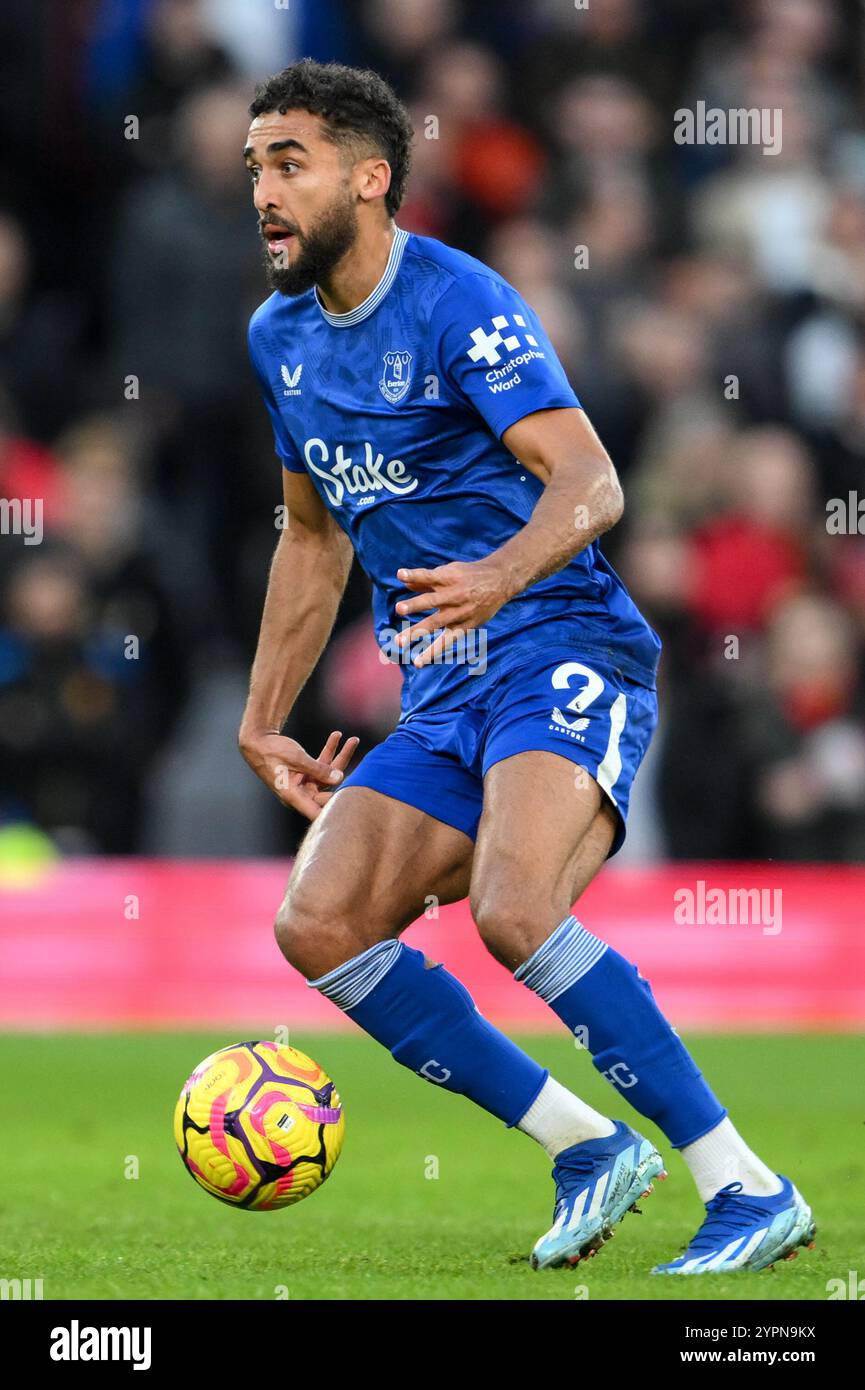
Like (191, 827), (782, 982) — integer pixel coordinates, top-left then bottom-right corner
(239, 60), (815, 1273)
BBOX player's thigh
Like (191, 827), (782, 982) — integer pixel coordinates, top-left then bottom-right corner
(470, 653), (656, 965)
(277, 785), (474, 976)
(469, 750), (617, 967)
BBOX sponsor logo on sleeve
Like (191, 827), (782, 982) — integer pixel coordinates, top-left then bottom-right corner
(465, 314), (545, 392)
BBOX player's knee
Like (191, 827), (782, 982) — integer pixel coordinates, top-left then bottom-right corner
(274, 892), (312, 973)
(273, 886), (346, 979)
(471, 887), (540, 969)
(274, 877), (385, 980)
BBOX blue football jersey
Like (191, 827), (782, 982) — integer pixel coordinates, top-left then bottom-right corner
(248, 228), (661, 716)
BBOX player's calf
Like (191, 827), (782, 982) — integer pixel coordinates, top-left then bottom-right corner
(309, 936), (551, 1126)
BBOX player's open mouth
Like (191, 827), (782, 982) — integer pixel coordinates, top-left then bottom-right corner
(262, 224), (297, 255)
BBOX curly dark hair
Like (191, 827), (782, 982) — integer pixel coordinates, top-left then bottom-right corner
(249, 59), (413, 216)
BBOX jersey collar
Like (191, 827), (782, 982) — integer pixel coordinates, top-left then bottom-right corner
(314, 226), (409, 328)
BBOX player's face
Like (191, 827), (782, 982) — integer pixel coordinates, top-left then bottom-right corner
(244, 109), (358, 296)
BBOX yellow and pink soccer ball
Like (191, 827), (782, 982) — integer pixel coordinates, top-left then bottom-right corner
(174, 1041), (345, 1210)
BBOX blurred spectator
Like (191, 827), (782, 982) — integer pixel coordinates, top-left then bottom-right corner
(687, 427), (813, 637)
(107, 80), (264, 618)
(100, 0), (238, 167)
(108, 81), (256, 402)
(0, 390), (65, 542)
(422, 41), (546, 225)
(744, 593), (865, 860)
(53, 412), (207, 726)
(358, 0), (459, 97)
(0, 547), (158, 851)
(0, 214), (84, 441)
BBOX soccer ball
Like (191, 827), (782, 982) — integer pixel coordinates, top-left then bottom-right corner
(174, 1040), (345, 1210)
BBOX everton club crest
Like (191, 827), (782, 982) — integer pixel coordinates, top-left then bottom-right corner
(379, 349), (413, 404)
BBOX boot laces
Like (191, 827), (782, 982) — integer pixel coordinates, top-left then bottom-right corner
(688, 1181), (769, 1253)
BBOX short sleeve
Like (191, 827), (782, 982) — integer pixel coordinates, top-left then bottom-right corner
(430, 273), (581, 440)
(248, 320), (306, 473)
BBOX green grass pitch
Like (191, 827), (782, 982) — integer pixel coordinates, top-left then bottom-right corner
(0, 1031), (861, 1301)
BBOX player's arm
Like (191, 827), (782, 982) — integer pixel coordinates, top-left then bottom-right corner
(239, 469), (357, 817)
(396, 407), (623, 666)
(484, 405), (621, 590)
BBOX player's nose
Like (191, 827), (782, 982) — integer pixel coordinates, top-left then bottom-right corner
(252, 172), (284, 215)
(253, 191), (279, 217)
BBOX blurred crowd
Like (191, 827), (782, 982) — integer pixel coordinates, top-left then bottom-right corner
(2, 0), (865, 862)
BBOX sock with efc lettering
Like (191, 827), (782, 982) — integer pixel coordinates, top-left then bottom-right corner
(515, 915), (726, 1147)
(309, 939), (547, 1126)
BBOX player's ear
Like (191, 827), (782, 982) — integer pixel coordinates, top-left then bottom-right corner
(356, 155), (392, 205)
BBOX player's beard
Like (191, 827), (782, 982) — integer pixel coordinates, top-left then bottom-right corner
(261, 191), (359, 297)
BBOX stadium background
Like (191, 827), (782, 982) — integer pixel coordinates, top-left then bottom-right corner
(2, 0), (865, 1306)
(1, 0), (865, 1035)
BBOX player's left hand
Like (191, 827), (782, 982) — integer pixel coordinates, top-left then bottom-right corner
(394, 560), (509, 667)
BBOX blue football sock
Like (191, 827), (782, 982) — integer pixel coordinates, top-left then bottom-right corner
(309, 939), (547, 1127)
(515, 915), (726, 1147)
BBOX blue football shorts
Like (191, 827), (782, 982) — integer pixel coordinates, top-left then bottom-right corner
(337, 649), (658, 856)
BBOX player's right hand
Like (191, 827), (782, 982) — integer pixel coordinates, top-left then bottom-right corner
(238, 728), (360, 819)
